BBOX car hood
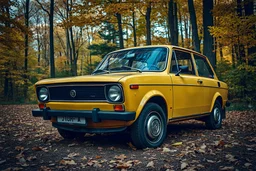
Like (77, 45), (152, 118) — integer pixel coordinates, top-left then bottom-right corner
(35, 72), (140, 85)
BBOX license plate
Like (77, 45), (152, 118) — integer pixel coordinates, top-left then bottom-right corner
(57, 116), (86, 125)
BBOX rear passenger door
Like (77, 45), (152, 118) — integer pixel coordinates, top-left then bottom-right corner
(193, 54), (218, 113)
(170, 50), (204, 118)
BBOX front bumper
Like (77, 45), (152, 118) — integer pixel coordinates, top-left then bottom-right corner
(32, 108), (136, 123)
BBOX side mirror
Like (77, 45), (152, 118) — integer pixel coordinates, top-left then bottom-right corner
(175, 65), (189, 76)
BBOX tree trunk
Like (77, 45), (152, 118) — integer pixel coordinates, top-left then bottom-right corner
(145, 2), (151, 45)
(132, 11), (137, 47)
(203, 0), (215, 68)
(37, 41), (41, 67)
(219, 42), (223, 61)
(4, 72), (9, 99)
(236, 0), (246, 64)
(188, 0), (200, 52)
(70, 27), (77, 76)
(236, 0), (242, 16)
(232, 45), (236, 67)
(168, 0), (178, 46)
(244, 0), (256, 66)
(43, 15), (48, 67)
(49, 0), (55, 78)
(178, 7), (184, 47)
(116, 13), (124, 49)
(24, 0), (29, 100)
(4, 4), (10, 100)
(184, 17), (189, 47)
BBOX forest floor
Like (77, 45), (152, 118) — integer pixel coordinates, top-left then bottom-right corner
(0, 105), (255, 171)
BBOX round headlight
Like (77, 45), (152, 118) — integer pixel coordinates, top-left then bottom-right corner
(108, 85), (121, 102)
(38, 87), (49, 102)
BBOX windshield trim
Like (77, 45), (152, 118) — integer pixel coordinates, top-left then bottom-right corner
(92, 46), (169, 74)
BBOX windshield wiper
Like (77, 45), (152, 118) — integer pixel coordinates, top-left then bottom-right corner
(92, 69), (110, 74)
(120, 66), (142, 73)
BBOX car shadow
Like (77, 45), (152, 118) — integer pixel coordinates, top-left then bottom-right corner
(57, 120), (207, 148)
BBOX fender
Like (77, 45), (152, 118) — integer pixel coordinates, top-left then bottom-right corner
(210, 92), (223, 112)
(135, 90), (167, 120)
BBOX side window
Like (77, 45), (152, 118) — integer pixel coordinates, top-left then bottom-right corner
(194, 54), (214, 78)
(171, 50), (195, 75)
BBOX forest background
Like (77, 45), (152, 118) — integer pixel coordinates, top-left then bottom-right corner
(0, 0), (255, 108)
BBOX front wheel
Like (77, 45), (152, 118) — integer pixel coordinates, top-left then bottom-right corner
(130, 103), (167, 149)
(205, 101), (223, 129)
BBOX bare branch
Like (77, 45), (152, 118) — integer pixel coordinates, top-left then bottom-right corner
(35, 0), (50, 16)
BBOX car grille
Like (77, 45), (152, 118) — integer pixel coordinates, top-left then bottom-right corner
(48, 85), (106, 101)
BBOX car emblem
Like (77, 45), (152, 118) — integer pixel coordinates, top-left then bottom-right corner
(70, 90), (76, 98)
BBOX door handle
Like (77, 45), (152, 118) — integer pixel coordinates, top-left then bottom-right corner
(197, 79), (203, 84)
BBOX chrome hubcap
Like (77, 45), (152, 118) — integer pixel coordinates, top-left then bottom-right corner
(147, 114), (162, 139)
(213, 107), (221, 124)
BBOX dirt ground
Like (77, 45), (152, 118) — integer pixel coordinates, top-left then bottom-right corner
(0, 105), (255, 171)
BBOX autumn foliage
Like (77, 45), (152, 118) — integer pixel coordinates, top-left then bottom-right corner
(0, 0), (255, 105)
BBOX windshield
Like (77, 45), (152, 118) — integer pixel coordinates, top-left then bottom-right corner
(94, 47), (168, 73)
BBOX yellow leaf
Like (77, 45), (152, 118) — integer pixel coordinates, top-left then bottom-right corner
(172, 142), (182, 146)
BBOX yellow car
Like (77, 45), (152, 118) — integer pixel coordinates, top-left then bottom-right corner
(32, 45), (229, 148)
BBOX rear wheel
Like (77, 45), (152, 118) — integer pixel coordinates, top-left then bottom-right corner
(130, 103), (167, 149)
(205, 101), (222, 129)
(57, 128), (85, 140)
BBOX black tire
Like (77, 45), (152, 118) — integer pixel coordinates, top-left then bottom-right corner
(130, 103), (167, 149)
(57, 128), (85, 140)
(205, 101), (222, 129)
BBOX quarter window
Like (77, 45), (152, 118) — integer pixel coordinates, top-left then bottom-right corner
(171, 50), (195, 75)
(194, 54), (214, 78)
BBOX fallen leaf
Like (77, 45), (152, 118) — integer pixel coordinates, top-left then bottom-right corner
(81, 156), (87, 160)
(59, 159), (77, 165)
(18, 157), (26, 164)
(244, 163), (252, 167)
(87, 160), (98, 166)
(200, 144), (206, 149)
(109, 160), (117, 164)
(127, 142), (137, 150)
(146, 161), (154, 168)
(68, 143), (77, 147)
(225, 154), (237, 162)
(181, 162), (188, 170)
(15, 146), (24, 151)
(0, 160), (6, 165)
(114, 154), (127, 160)
(32, 146), (43, 151)
(116, 163), (131, 169)
(39, 166), (51, 171)
(133, 160), (141, 165)
(93, 162), (102, 168)
(216, 140), (225, 147)
(163, 147), (172, 152)
(27, 156), (37, 161)
(67, 153), (80, 158)
(172, 142), (182, 146)
(248, 137), (256, 142)
(48, 163), (55, 167)
(197, 164), (205, 168)
(95, 156), (102, 159)
(206, 160), (215, 163)
(219, 166), (234, 171)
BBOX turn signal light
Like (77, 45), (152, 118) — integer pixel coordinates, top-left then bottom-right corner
(39, 103), (45, 109)
(130, 84), (139, 89)
(114, 104), (125, 112)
